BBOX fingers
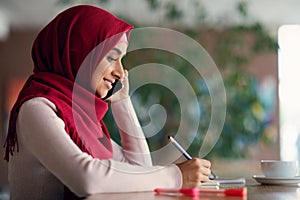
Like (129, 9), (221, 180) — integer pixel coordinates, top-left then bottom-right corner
(198, 159), (212, 177)
(119, 69), (128, 88)
(124, 69), (128, 76)
(108, 69), (129, 103)
(193, 158), (211, 182)
(120, 69), (128, 82)
(177, 158), (212, 188)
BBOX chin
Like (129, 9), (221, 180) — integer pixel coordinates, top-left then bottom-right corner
(96, 88), (107, 98)
(100, 93), (106, 99)
(99, 90), (110, 100)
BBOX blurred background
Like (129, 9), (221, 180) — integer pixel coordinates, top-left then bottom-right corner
(1, 0), (300, 197)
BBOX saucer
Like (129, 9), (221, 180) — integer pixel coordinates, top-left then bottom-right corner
(253, 175), (300, 185)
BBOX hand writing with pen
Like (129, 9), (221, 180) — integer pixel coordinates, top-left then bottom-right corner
(168, 136), (217, 188)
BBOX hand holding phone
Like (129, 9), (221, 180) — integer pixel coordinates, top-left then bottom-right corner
(102, 80), (124, 101)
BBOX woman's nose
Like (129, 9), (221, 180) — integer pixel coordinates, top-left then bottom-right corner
(112, 61), (124, 80)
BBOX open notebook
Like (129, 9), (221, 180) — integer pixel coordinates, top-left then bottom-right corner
(200, 178), (246, 189)
(213, 178), (246, 188)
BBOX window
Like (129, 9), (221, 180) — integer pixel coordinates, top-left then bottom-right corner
(278, 25), (300, 161)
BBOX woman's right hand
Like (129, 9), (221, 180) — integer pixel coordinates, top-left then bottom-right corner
(107, 69), (129, 103)
(176, 158), (212, 188)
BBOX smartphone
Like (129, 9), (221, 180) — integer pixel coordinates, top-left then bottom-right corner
(102, 80), (123, 100)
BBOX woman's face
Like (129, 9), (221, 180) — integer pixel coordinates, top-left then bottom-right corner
(91, 34), (128, 98)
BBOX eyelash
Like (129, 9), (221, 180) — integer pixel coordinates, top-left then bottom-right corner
(107, 56), (117, 62)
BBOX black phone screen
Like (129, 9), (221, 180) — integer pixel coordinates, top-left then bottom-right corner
(102, 80), (123, 100)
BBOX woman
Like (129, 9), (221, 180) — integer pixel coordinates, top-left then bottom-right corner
(4, 5), (212, 199)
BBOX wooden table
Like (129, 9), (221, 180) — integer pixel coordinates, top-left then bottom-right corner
(85, 182), (300, 200)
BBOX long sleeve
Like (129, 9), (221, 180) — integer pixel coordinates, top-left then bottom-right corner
(12, 97), (182, 198)
(110, 97), (152, 166)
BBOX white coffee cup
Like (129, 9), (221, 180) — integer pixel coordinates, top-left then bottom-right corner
(261, 160), (299, 178)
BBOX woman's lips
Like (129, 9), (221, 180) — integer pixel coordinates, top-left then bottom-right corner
(104, 78), (113, 90)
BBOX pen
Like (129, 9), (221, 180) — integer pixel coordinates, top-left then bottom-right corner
(168, 135), (192, 160)
(168, 135), (217, 180)
(154, 187), (247, 197)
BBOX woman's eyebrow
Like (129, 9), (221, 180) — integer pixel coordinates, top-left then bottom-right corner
(112, 47), (122, 55)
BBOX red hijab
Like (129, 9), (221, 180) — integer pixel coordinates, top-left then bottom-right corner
(4, 5), (133, 161)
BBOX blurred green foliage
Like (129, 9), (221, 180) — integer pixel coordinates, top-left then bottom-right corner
(99, 1), (278, 158)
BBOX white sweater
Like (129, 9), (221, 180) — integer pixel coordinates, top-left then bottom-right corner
(8, 97), (182, 200)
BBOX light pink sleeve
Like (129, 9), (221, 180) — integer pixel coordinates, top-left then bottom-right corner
(17, 97), (182, 197)
(110, 97), (152, 166)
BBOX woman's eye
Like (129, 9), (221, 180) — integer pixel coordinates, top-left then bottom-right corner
(107, 56), (117, 62)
